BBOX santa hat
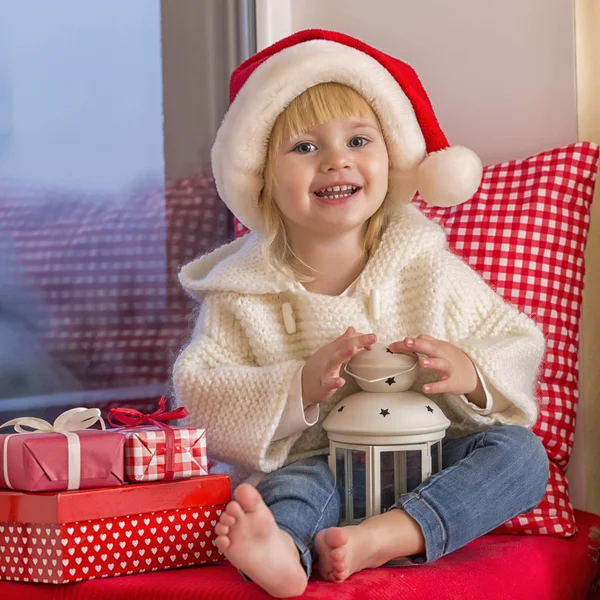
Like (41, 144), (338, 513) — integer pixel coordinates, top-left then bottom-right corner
(212, 29), (482, 231)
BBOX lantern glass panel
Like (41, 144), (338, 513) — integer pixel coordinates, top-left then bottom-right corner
(431, 441), (442, 474)
(334, 447), (346, 523)
(406, 450), (423, 491)
(379, 449), (424, 512)
(351, 450), (366, 520)
(379, 451), (396, 511)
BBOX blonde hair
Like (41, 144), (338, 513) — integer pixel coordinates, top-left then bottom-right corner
(257, 82), (392, 282)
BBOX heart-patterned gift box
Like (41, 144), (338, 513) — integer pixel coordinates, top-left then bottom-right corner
(0, 474), (230, 584)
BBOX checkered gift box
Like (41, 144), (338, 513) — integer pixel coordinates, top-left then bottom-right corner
(108, 397), (208, 483)
(122, 427), (208, 483)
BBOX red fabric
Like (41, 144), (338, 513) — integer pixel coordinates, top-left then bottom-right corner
(235, 142), (600, 537)
(2, 509), (598, 599)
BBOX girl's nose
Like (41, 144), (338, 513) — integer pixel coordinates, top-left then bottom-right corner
(320, 147), (352, 172)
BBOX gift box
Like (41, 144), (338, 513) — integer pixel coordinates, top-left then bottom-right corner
(0, 474), (231, 584)
(108, 398), (207, 483)
(0, 409), (124, 492)
(120, 427), (208, 482)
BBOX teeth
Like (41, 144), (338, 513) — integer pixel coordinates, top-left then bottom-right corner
(323, 184), (353, 192)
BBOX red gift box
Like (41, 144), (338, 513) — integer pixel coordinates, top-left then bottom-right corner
(0, 409), (124, 492)
(0, 474), (231, 584)
(108, 397), (207, 483)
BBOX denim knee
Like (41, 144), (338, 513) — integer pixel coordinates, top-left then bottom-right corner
(487, 425), (549, 509)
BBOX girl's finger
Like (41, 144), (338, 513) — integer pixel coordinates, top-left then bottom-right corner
(328, 343), (360, 373)
(321, 376), (346, 391)
(330, 345), (357, 368)
(328, 333), (376, 372)
(387, 340), (413, 354)
(402, 336), (439, 357)
(422, 379), (452, 395)
(340, 333), (377, 358)
(419, 356), (451, 377)
(353, 333), (377, 348)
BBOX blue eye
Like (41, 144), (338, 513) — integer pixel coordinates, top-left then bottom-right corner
(294, 142), (316, 154)
(349, 137), (368, 148)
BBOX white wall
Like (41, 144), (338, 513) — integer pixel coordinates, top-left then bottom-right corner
(257, 0), (578, 167)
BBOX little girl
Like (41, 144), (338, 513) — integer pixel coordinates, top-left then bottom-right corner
(174, 30), (549, 598)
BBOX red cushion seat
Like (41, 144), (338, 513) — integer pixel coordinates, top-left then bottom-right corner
(2, 509), (598, 599)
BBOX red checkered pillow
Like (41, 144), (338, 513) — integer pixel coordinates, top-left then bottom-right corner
(234, 141), (599, 536)
(420, 142), (598, 536)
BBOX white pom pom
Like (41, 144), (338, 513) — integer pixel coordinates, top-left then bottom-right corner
(416, 146), (483, 207)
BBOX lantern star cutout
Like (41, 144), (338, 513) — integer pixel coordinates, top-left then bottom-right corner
(426, 405), (434, 413)
(380, 408), (390, 417)
(338, 405), (345, 413)
(385, 377), (396, 386)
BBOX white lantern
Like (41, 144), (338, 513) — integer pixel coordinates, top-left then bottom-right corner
(322, 342), (451, 525)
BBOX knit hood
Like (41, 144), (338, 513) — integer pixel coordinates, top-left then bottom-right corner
(179, 203), (447, 300)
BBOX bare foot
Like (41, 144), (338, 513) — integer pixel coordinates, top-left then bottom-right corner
(314, 527), (349, 582)
(215, 483), (308, 598)
(315, 509), (426, 582)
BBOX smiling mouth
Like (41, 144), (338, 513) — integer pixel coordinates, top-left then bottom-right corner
(313, 185), (361, 200)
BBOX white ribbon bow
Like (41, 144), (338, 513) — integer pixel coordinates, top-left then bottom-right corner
(1, 407), (105, 491)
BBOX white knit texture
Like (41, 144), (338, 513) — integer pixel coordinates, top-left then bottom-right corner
(173, 204), (545, 486)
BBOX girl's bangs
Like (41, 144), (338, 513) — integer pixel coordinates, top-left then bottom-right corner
(271, 83), (378, 149)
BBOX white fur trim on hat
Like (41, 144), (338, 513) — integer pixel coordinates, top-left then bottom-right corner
(417, 146), (483, 207)
(212, 39), (426, 231)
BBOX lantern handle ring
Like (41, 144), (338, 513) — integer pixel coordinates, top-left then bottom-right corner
(343, 360), (418, 384)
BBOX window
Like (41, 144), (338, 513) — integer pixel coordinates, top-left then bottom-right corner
(0, 1), (248, 423)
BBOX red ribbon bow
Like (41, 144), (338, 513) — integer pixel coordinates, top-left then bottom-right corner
(108, 397), (188, 428)
(108, 397), (189, 481)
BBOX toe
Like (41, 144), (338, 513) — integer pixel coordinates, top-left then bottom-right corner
(331, 546), (345, 562)
(214, 522), (229, 537)
(332, 553), (345, 568)
(234, 483), (263, 513)
(224, 500), (244, 520)
(215, 535), (230, 551)
(325, 527), (348, 549)
(219, 513), (236, 527)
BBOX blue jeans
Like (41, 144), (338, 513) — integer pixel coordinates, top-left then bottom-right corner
(254, 425), (549, 578)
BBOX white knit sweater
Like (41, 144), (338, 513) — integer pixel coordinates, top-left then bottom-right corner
(173, 203), (545, 486)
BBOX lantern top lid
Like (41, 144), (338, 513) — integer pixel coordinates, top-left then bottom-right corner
(348, 343), (417, 371)
(344, 342), (419, 392)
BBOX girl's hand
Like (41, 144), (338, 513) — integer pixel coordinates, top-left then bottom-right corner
(389, 334), (482, 398)
(302, 327), (377, 407)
